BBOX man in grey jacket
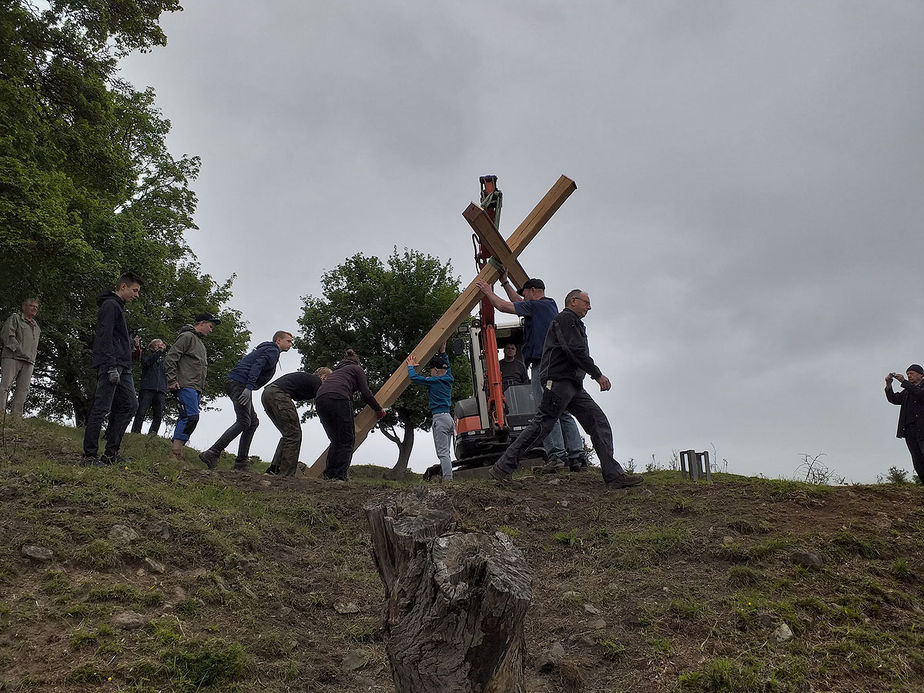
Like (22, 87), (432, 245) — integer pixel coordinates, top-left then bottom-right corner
(0, 298), (41, 418)
(165, 313), (221, 460)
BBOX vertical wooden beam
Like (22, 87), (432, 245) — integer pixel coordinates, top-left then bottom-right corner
(308, 175), (576, 475)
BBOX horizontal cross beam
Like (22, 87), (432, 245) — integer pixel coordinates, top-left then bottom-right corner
(463, 206), (529, 289)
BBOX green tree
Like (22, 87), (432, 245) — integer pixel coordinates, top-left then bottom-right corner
(296, 249), (471, 476)
(0, 1), (249, 423)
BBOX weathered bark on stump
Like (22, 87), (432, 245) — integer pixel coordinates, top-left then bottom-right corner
(364, 487), (533, 693)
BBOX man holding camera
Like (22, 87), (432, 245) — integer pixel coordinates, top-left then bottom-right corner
(131, 338), (168, 435)
(885, 365), (924, 483)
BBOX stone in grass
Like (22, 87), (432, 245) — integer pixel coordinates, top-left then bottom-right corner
(146, 520), (172, 540)
(144, 557), (166, 574)
(536, 641), (566, 672)
(112, 611), (146, 630)
(773, 623), (794, 642)
(21, 545), (53, 562)
(583, 603), (601, 615)
(108, 524), (139, 543)
(342, 649), (369, 671)
(334, 601), (361, 614)
(791, 551), (823, 570)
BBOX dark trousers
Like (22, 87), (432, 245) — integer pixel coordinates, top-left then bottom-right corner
(131, 389), (165, 435)
(208, 378), (259, 465)
(83, 366), (138, 458)
(496, 379), (626, 484)
(904, 437), (924, 484)
(316, 394), (355, 480)
(262, 384), (303, 476)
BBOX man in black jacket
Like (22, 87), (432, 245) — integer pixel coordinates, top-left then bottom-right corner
(262, 367), (331, 477)
(82, 273), (142, 466)
(131, 338), (167, 435)
(885, 365), (924, 483)
(489, 289), (643, 490)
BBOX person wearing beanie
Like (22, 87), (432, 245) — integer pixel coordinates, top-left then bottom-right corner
(885, 364), (924, 483)
(407, 344), (455, 482)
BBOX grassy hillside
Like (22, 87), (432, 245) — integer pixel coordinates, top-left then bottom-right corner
(1, 418), (922, 692)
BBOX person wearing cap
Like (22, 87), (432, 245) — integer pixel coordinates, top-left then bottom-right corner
(407, 345), (455, 481)
(489, 289), (643, 491)
(165, 312), (221, 461)
(885, 364), (924, 483)
(475, 274), (585, 471)
(82, 273), (143, 467)
(199, 331), (294, 471)
(262, 366), (332, 476)
(131, 338), (168, 435)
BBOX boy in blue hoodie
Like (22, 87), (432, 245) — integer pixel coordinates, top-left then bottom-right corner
(200, 330), (293, 470)
(407, 345), (454, 481)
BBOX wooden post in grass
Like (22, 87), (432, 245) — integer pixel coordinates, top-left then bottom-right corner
(308, 175), (577, 476)
(364, 487), (533, 692)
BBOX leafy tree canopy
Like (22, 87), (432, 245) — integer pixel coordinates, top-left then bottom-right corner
(0, 1), (249, 423)
(297, 248), (471, 474)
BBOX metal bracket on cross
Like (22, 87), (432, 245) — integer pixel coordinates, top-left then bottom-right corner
(306, 175), (577, 476)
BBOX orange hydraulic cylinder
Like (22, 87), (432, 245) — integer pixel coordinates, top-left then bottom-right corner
(481, 300), (506, 430)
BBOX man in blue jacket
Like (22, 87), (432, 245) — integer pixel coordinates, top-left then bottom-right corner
(82, 273), (143, 466)
(407, 345), (454, 481)
(199, 330), (294, 470)
(476, 276), (585, 471)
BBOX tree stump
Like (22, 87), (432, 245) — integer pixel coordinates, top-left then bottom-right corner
(364, 487), (533, 693)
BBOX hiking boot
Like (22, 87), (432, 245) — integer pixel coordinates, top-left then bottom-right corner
(569, 463), (588, 473)
(488, 465), (512, 483)
(169, 439), (185, 461)
(264, 464), (279, 475)
(101, 453), (131, 466)
(534, 457), (567, 475)
(232, 462), (251, 472)
(80, 455), (106, 467)
(198, 449), (219, 470)
(606, 473), (644, 490)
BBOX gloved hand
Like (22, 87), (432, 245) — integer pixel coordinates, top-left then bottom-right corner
(237, 388), (252, 406)
(108, 368), (120, 384)
(376, 409), (386, 420)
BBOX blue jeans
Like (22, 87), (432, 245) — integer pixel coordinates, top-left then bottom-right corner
(83, 366), (138, 458)
(172, 387), (201, 441)
(531, 366), (583, 461)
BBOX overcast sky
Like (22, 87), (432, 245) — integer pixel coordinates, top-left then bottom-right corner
(120, 1), (924, 482)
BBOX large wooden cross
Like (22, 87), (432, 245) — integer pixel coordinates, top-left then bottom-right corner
(307, 174), (577, 475)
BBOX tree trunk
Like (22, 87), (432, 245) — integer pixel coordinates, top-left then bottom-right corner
(364, 487), (532, 693)
(384, 411), (415, 480)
